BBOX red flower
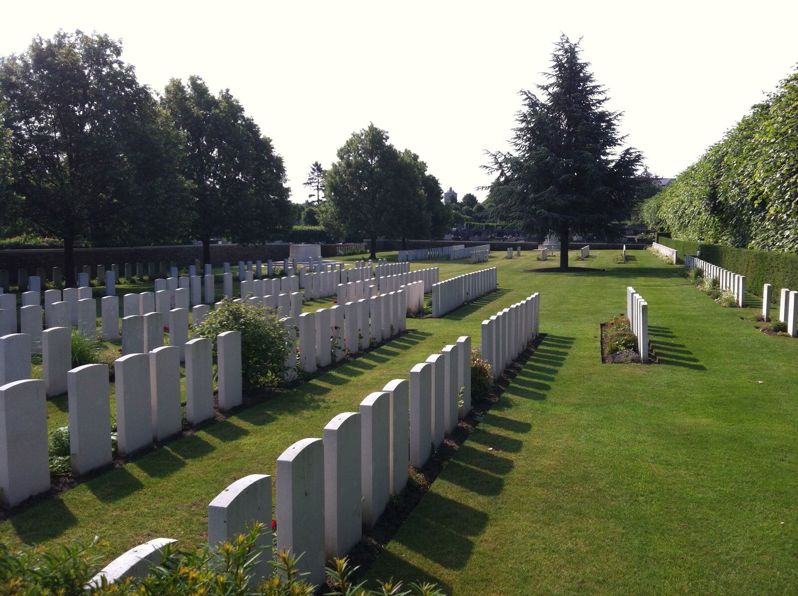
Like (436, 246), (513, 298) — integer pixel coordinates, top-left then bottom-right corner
(271, 519), (277, 532)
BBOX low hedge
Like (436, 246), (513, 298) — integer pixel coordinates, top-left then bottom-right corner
(659, 237), (798, 296)
(287, 225), (330, 243)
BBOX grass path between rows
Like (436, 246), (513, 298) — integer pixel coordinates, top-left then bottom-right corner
(366, 250), (798, 593)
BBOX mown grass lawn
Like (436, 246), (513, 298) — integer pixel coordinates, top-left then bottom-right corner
(2, 250), (796, 594)
(367, 251), (798, 593)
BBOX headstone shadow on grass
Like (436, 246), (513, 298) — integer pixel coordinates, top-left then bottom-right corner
(84, 466), (145, 503)
(648, 325), (707, 371)
(393, 490), (488, 571)
(9, 496), (77, 543)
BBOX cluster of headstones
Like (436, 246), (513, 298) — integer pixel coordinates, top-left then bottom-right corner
(685, 256), (746, 307)
(1, 286), (96, 352)
(397, 245), (466, 262)
(0, 330), (242, 508)
(650, 242), (677, 264)
(537, 247), (550, 261)
(449, 244), (490, 261)
(505, 246), (522, 259)
(580, 245), (591, 259)
(292, 290), (408, 374)
(373, 261), (410, 277)
(377, 268), (438, 293)
(90, 336), (474, 588)
(431, 267), (498, 317)
(480, 292), (541, 379)
(626, 287), (650, 363)
(768, 285), (798, 336)
(300, 268), (340, 300)
(468, 247), (490, 263)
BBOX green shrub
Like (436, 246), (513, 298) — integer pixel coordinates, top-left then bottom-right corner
(71, 330), (100, 367)
(717, 290), (738, 308)
(194, 299), (290, 390)
(471, 349), (493, 400)
(607, 329), (637, 354)
(700, 276), (719, 294)
(0, 526), (444, 595)
(286, 225), (330, 243)
(771, 321), (788, 333)
(686, 266), (703, 283)
(48, 426), (71, 476)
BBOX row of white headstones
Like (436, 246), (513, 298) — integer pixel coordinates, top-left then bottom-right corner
(626, 287), (650, 362)
(684, 256), (746, 307)
(650, 242), (677, 264)
(0, 328), (243, 508)
(431, 267), (498, 317)
(90, 295), (545, 588)
(766, 284), (798, 336)
(481, 292), (541, 378)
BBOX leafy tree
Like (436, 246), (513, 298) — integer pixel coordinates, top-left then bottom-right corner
(325, 124), (404, 258)
(162, 76), (291, 265)
(486, 35), (644, 268)
(0, 102), (19, 236)
(0, 31), (189, 284)
(461, 193), (478, 208)
(302, 204), (319, 226)
(303, 161), (325, 203)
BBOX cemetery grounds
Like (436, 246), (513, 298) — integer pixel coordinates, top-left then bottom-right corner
(1, 250), (796, 593)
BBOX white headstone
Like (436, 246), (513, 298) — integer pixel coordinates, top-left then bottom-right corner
(0, 333), (31, 385)
(323, 412), (362, 558)
(67, 363), (112, 475)
(217, 330), (242, 411)
(276, 438), (325, 586)
(114, 353), (153, 456)
(149, 346), (182, 442)
(0, 379), (50, 507)
(185, 337), (214, 424)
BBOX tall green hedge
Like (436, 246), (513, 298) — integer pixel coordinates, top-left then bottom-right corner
(659, 237), (798, 295)
(642, 68), (798, 253)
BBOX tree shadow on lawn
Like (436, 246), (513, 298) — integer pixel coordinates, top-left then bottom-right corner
(649, 325), (707, 371)
(532, 265), (685, 281)
(445, 288), (512, 320)
(393, 491), (488, 571)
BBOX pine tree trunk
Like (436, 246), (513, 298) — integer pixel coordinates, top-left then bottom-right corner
(559, 224), (569, 270)
(369, 236), (377, 260)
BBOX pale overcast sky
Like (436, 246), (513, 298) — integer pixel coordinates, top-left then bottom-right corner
(2, 1), (796, 203)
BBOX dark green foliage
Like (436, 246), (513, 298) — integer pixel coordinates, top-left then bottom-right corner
(661, 237), (798, 297)
(471, 349), (493, 401)
(643, 69), (798, 252)
(71, 330), (100, 367)
(486, 35), (644, 268)
(48, 426), (71, 476)
(303, 161), (325, 203)
(0, 537), (102, 593)
(0, 31), (190, 284)
(0, 526), (444, 595)
(324, 124), (447, 255)
(194, 299), (289, 391)
(771, 321), (788, 333)
(162, 77), (292, 264)
(288, 225), (330, 243)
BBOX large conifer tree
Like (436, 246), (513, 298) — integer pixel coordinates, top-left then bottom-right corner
(487, 35), (644, 269)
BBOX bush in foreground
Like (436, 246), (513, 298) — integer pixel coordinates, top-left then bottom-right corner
(0, 526), (444, 595)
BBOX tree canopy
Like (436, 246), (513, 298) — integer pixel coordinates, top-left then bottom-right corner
(324, 124), (447, 257)
(641, 67), (798, 252)
(486, 35), (644, 268)
(303, 161), (325, 204)
(0, 30), (188, 283)
(162, 76), (291, 264)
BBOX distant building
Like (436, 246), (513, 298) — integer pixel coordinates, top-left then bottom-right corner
(443, 187), (457, 204)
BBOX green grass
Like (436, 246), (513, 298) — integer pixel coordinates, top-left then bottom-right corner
(2, 251), (796, 593)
